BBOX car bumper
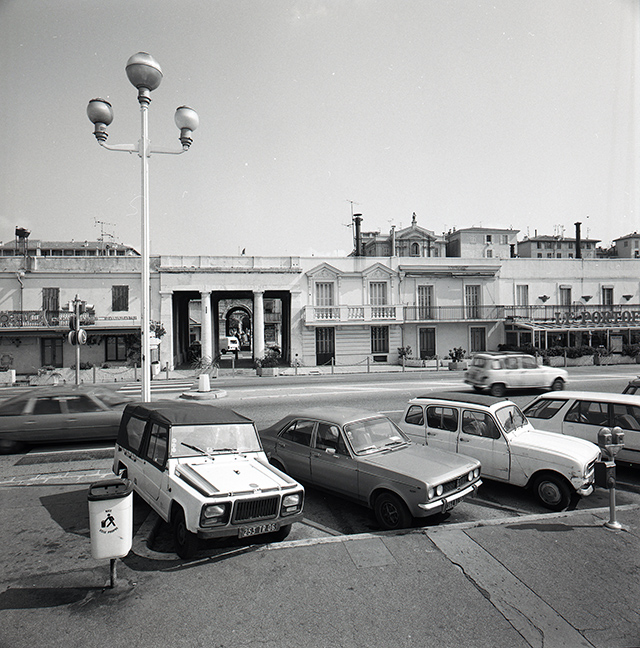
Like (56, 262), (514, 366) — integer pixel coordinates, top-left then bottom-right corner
(197, 511), (304, 540)
(575, 483), (594, 497)
(417, 480), (482, 515)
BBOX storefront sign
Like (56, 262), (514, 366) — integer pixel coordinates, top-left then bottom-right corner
(555, 310), (640, 326)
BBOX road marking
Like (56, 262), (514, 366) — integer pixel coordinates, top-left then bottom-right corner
(428, 529), (594, 647)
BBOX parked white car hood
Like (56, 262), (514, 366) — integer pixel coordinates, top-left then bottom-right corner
(175, 455), (294, 497)
(509, 427), (599, 464)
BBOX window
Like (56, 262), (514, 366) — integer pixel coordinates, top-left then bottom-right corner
(486, 249), (493, 258)
(371, 326), (389, 354)
(485, 234), (492, 243)
(280, 419), (314, 446)
(42, 287), (60, 313)
(559, 287), (572, 306)
(521, 356), (537, 369)
(470, 327), (486, 353)
(465, 285), (481, 319)
(105, 335), (127, 362)
(404, 405), (424, 426)
(501, 234), (508, 245)
(426, 406), (458, 432)
(146, 423), (168, 467)
(410, 242), (420, 256)
(612, 404), (640, 431)
(33, 397), (63, 415)
(315, 282), (334, 306)
(369, 282), (388, 305)
(602, 287), (613, 306)
(41, 338), (63, 368)
(565, 400), (608, 426)
(516, 285), (529, 307)
(315, 422), (348, 455)
(418, 285), (434, 319)
(112, 285), (129, 311)
(461, 410), (499, 439)
(121, 415), (147, 452)
(65, 395), (101, 413)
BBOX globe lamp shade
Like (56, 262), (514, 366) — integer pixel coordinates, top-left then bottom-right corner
(175, 105), (199, 148)
(125, 52), (163, 91)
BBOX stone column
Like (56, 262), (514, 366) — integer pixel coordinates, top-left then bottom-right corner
(200, 290), (213, 363)
(159, 290), (174, 370)
(253, 290), (265, 360)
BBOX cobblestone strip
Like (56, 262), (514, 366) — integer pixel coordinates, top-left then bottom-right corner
(0, 468), (113, 486)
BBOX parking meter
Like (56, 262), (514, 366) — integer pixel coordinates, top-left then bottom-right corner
(595, 427), (625, 530)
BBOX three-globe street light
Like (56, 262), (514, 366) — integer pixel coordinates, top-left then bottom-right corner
(87, 53), (198, 401)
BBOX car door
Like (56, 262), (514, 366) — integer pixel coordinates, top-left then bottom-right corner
(140, 422), (169, 504)
(457, 409), (510, 481)
(519, 355), (542, 388)
(273, 419), (315, 482)
(562, 399), (608, 444)
(61, 394), (113, 440)
(609, 402), (640, 463)
(310, 421), (359, 498)
(424, 405), (459, 452)
(21, 396), (67, 442)
(401, 404), (427, 444)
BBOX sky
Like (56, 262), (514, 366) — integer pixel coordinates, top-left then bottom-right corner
(1, 0), (639, 257)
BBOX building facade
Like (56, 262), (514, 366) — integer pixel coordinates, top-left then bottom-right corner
(1, 244), (639, 375)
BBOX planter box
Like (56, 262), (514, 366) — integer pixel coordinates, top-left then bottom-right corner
(448, 361), (468, 371)
(257, 366), (280, 377)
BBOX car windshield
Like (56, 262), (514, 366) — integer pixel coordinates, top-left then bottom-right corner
(169, 423), (262, 458)
(495, 405), (529, 434)
(344, 416), (409, 455)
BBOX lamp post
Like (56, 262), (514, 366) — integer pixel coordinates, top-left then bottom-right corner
(87, 53), (198, 401)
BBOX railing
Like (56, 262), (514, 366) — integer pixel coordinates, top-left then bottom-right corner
(306, 305), (404, 323)
(403, 305), (505, 321)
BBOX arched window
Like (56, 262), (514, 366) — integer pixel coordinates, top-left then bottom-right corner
(411, 242), (420, 256)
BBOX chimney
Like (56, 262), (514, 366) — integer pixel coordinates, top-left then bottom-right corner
(353, 214), (363, 257)
(390, 224), (396, 257)
(575, 222), (582, 259)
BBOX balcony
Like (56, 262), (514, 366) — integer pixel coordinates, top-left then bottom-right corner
(404, 305), (505, 322)
(305, 305), (403, 324)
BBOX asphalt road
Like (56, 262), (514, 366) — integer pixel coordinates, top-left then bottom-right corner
(2, 364), (639, 553)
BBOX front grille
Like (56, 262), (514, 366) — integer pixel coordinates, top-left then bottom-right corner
(586, 460), (596, 481)
(442, 476), (466, 494)
(232, 496), (279, 523)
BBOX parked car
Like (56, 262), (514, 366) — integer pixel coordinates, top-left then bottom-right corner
(464, 352), (568, 397)
(522, 391), (640, 465)
(219, 336), (240, 354)
(258, 407), (481, 531)
(622, 377), (640, 395)
(113, 402), (305, 558)
(399, 392), (599, 511)
(0, 386), (134, 453)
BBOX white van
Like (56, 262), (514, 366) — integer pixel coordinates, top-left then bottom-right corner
(219, 336), (240, 354)
(523, 391), (640, 465)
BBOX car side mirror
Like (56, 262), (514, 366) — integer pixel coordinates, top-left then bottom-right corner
(325, 448), (336, 455)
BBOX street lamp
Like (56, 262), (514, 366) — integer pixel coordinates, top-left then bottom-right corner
(87, 53), (198, 402)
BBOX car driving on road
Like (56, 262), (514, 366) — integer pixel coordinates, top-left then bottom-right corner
(399, 392), (599, 511)
(259, 407), (481, 531)
(0, 386), (133, 453)
(113, 402), (305, 558)
(464, 352), (568, 397)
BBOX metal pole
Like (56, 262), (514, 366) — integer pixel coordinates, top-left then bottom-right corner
(75, 298), (80, 385)
(605, 481), (622, 530)
(110, 558), (117, 588)
(139, 94), (152, 402)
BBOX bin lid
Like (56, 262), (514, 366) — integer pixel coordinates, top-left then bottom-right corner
(88, 478), (133, 501)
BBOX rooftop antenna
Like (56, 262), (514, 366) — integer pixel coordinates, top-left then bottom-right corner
(345, 199), (361, 250)
(94, 218), (116, 253)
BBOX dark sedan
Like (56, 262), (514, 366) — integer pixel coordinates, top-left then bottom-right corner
(0, 386), (134, 452)
(259, 407), (481, 531)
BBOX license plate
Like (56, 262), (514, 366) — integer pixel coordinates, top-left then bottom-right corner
(238, 523), (278, 538)
(443, 499), (458, 513)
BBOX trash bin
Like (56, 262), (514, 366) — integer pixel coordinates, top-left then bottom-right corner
(88, 478), (133, 560)
(198, 373), (210, 392)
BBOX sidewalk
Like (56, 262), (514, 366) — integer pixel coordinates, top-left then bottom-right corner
(1, 479), (638, 648)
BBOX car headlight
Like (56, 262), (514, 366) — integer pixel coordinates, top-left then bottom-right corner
(200, 502), (230, 527)
(435, 484), (444, 497)
(474, 468), (480, 479)
(281, 491), (303, 516)
(427, 486), (435, 499)
(468, 470), (475, 482)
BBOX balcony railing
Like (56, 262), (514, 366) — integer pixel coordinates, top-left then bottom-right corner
(403, 305), (505, 322)
(306, 305), (404, 324)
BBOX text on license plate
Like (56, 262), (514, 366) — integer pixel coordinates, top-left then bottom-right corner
(238, 523), (278, 538)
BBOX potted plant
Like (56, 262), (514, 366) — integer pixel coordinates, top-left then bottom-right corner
(256, 348), (282, 376)
(448, 347), (467, 371)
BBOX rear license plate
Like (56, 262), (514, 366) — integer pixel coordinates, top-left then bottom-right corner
(238, 523), (278, 538)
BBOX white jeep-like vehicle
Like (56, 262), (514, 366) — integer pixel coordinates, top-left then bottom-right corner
(113, 402), (305, 558)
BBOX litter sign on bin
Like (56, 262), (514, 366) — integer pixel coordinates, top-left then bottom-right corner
(88, 478), (133, 560)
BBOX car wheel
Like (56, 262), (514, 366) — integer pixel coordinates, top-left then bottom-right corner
(172, 507), (199, 559)
(374, 492), (412, 531)
(551, 378), (565, 391)
(0, 438), (24, 454)
(489, 383), (506, 397)
(532, 474), (572, 511)
(268, 524), (291, 542)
